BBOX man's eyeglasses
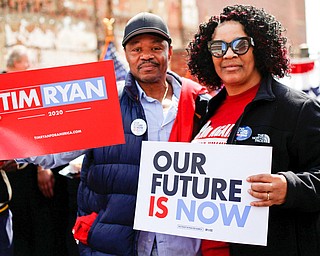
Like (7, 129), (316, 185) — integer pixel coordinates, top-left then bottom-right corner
(207, 37), (255, 58)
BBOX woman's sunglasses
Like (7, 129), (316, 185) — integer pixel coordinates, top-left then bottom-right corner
(207, 37), (255, 58)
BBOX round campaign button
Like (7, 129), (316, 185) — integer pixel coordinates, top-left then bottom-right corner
(236, 126), (252, 141)
(131, 118), (147, 136)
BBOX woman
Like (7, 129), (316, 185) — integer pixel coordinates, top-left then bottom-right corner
(187, 4), (320, 256)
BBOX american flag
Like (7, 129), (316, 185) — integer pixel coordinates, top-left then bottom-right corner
(280, 58), (320, 98)
(101, 41), (127, 81)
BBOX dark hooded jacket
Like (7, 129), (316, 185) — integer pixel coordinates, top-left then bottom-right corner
(203, 75), (320, 256)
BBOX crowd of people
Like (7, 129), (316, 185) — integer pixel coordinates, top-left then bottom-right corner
(1, 4), (320, 256)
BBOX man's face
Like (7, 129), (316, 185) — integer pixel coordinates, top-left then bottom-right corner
(124, 34), (172, 85)
(13, 54), (30, 71)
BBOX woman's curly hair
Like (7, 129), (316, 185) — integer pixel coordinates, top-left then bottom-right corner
(187, 4), (291, 90)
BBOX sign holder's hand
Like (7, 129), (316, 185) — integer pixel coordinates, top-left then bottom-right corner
(247, 173), (287, 207)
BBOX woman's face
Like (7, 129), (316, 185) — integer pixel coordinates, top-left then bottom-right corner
(210, 21), (261, 95)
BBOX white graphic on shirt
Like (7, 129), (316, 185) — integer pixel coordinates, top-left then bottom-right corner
(193, 121), (235, 144)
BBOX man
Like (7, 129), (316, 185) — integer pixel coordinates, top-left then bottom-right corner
(22, 12), (205, 255)
(0, 161), (15, 256)
(5, 45), (30, 72)
(0, 45), (31, 256)
(75, 12), (204, 256)
(2, 45), (79, 256)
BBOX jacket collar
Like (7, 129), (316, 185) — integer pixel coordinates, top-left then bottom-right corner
(254, 74), (276, 102)
(211, 74), (276, 103)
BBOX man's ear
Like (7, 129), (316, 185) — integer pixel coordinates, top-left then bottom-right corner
(168, 45), (173, 61)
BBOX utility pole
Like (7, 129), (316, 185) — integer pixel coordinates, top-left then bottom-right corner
(93, 0), (102, 60)
(94, 0), (114, 60)
(178, 0), (185, 46)
(106, 0), (113, 18)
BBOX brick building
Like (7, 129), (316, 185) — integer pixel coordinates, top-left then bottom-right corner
(0, 0), (308, 76)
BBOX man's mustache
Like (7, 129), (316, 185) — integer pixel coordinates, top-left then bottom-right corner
(138, 60), (159, 69)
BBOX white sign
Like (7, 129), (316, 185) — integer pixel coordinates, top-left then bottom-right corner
(134, 141), (272, 246)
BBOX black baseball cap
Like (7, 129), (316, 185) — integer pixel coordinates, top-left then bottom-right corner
(122, 12), (172, 46)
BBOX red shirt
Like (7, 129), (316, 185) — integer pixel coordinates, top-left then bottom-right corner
(193, 84), (259, 256)
(193, 85), (259, 145)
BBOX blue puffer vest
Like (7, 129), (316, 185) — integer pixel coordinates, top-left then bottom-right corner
(77, 71), (181, 256)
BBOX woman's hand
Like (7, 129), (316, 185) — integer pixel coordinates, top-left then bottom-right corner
(247, 173), (287, 207)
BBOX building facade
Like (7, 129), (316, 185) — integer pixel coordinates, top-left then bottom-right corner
(0, 0), (308, 76)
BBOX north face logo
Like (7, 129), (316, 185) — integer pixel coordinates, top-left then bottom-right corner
(252, 134), (270, 143)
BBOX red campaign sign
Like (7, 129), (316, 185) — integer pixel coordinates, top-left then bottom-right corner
(0, 61), (124, 159)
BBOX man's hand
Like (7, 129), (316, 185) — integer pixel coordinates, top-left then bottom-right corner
(37, 166), (55, 198)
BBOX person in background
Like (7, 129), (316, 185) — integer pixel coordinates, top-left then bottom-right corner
(3, 45), (79, 256)
(0, 160), (19, 256)
(0, 45), (32, 256)
(39, 165), (81, 256)
(187, 4), (320, 256)
(5, 45), (30, 72)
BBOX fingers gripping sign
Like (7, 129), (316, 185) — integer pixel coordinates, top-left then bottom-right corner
(247, 173), (287, 207)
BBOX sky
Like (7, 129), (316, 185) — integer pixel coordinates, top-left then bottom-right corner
(305, 0), (320, 58)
